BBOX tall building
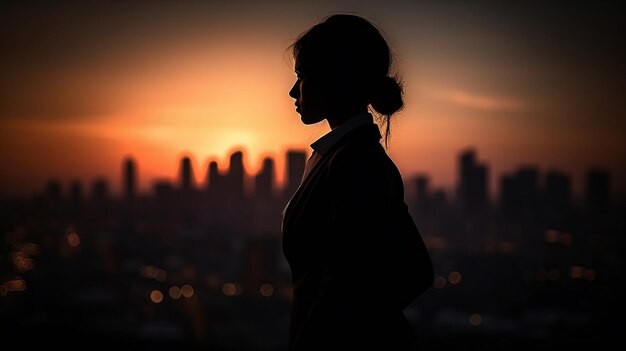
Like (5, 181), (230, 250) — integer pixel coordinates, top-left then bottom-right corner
(45, 179), (62, 202)
(284, 150), (306, 200)
(586, 168), (610, 212)
(255, 157), (275, 198)
(207, 161), (220, 193)
(123, 157), (137, 200)
(228, 151), (245, 198)
(544, 170), (571, 215)
(499, 167), (539, 219)
(69, 180), (83, 203)
(179, 156), (194, 191)
(457, 149), (489, 211)
(92, 178), (109, 203)
(517, 167), (539, 211)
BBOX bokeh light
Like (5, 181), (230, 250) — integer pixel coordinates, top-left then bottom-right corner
(260, 283), (274, 297)
(181, 284), (194, 298)
(67, 232), (81, 247)
(150, 290), (164, 304)
(448, 271), (462, 285)
(169, 286), (182, 299)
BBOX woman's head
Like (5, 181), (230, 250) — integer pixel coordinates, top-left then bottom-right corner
(289, 14), (404, 143)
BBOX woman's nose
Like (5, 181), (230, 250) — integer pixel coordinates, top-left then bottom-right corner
(289, 81), (299, 99)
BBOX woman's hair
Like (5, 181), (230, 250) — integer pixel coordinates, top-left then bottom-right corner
(290, 14), (404, 146)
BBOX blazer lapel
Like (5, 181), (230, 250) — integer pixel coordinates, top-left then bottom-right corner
(282, 151), (329, 232)
(281, 123), (382, 233)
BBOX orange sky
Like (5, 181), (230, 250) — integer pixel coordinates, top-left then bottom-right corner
(1, 1), (624, 200)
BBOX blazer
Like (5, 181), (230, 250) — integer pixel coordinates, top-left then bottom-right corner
(282, 123), (434, 350)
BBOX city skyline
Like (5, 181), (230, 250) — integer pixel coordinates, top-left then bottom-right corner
(2, 1), (624, 200)
(32, 146), (615, 210)
(2, 131), (621, 349)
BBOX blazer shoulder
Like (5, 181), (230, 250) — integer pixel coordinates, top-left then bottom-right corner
(327, 124), (386, 161)
(326, 128), (404, 190)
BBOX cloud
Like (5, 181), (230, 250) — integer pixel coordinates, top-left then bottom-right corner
(0, 70), (122, 120)
(430, 88), (525, 112)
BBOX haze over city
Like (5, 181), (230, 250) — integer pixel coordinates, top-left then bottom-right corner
(1, 0), (624, 198)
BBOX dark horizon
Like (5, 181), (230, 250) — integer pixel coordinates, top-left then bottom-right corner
(10, 146), (619, 207)
(2, 142), (622, 349)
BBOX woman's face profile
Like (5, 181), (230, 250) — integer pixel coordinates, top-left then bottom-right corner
(289, 58), (330, 125)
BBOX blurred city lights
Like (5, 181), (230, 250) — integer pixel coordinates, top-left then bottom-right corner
(181, 284), (194, 298)
(169, 286), (182, 299)
(155, 269), (168, 282)
(67, 232), (81, 247)
(21, 243), (41, 256)
(260, 283), (274, 297)
(3, 278), (27, 292)
(142, 265), (154, 278)
(222, 283), (242, 297)
(570, 266), (584, 279)
(448, 271), (462, 285)
(150, 290), (164, 303)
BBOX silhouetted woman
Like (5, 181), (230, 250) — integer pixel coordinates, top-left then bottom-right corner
(281, 14), (434, 350)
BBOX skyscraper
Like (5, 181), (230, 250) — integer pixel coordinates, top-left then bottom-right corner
(255, 157), (275, 198)
(284, 150), (306, 200)
(45, 179), (62, 202)
(69, 180), (83, 203)
(457, 149), (489, 211)
(92, 178), (109, 203)
(228, 151), (245, 198)
(179, 156), (194, 191)
(544, 170), (571, 215)
(499, 167), (539, 219)
(123, 157), (137, 200)
(207, 161), (220, 194)
(586, 168), (610, 212)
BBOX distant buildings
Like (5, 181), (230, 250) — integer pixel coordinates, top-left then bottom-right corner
(40, 148), (615, 220)
(457, 149), (488, 212)
(284, 150), (307, 201)
(11, 146), (623, 347)
(124, 157), (137, 200)
(586, 169), (610, 213)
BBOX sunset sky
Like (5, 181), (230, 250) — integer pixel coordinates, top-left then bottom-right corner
(1, 0), (624, 200)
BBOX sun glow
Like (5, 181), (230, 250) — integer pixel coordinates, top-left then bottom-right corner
(1, 7), (623, 199)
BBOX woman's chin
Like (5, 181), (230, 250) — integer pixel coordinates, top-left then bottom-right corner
(300, 113), (324, 125)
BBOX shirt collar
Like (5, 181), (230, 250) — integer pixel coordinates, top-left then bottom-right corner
(310, 112), (375, 156)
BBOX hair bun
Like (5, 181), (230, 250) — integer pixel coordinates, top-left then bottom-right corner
(370, 75), (404, 116)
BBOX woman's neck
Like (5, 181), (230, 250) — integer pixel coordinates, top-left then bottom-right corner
(327, 106), (368, 130)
